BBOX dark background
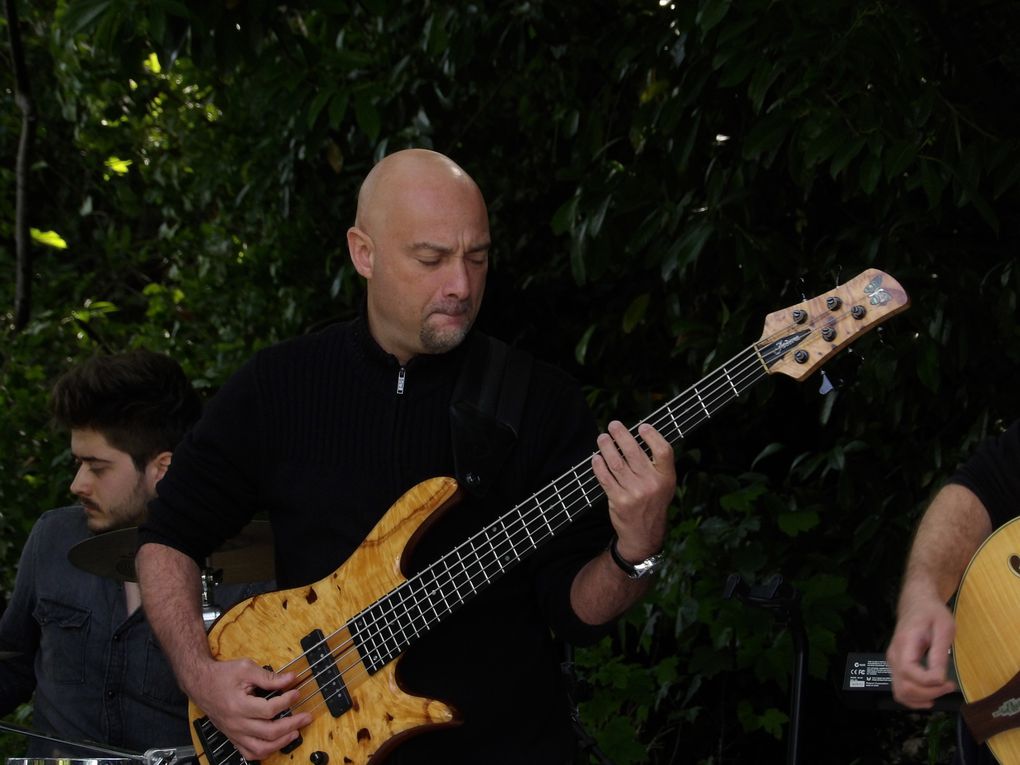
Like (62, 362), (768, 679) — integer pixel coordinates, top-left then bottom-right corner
(3, 1), (1018, 762)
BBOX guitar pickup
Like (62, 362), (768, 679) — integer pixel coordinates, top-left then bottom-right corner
(300, 628), (353, 718)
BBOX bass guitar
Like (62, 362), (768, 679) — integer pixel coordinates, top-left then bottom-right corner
(190, 268), (909, 765)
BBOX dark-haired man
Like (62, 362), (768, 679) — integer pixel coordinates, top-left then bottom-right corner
(0, 350), (262, 757)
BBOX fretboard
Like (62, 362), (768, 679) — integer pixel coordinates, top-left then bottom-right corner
(348, 342), (774, 672)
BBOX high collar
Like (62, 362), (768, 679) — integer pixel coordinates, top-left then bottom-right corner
(349, 314), (473, 391)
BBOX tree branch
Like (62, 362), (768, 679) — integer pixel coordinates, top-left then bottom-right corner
(5, 0), (36, 331)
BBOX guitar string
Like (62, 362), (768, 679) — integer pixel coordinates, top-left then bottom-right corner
(202, 304), (861, 760)
(199, 326), (804, 764)
(261, 339), (779, 723)
(197, 341), (772, 764)
(208, 327), (803, 757)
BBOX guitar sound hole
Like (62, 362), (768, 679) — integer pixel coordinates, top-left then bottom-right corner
(1009, 554), (1020, 578)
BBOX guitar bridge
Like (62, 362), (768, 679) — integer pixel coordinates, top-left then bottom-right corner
(301, 628), (353, 718)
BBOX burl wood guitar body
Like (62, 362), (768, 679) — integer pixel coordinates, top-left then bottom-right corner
(189, 477), (462, 765)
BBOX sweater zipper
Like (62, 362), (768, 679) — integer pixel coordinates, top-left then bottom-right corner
(396, 366), (406, 395)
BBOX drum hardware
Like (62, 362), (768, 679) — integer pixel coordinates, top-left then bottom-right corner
(0, 720), (195, 765)
(200, 566), (223, 630)
(67, 521), (275, 585)
(0, 651), (21, 660)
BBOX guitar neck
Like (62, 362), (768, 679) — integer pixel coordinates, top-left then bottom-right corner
(348, 343), (771, 671)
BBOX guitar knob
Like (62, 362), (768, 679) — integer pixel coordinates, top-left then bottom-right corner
(826, 296), (842, 311)
(821, 327), (836, 342)
(794, 350), (809, 364)
(310, 751), (329, 765)
(792, 310), (807, 324)
(851, 305), (866, 320)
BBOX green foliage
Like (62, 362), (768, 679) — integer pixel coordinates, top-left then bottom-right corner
(3, 0), (1019, 762)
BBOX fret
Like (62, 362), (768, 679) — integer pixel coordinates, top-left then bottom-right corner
(523, 520), (537, 550)
(486, 530), (505, 574)
(695, 387), (711, 419)
(498, 517), (516, 567)
(722, 366), (740, 397)
(573, 467), (592, 505)
(666, 404), (683, 439)
(471, 538), (492, 584)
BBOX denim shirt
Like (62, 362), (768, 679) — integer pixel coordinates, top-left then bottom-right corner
(0, 506), (268, 757)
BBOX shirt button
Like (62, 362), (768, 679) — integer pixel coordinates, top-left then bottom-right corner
(106, 690), (116, 698)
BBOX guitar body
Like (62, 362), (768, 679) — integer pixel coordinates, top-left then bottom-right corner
(955, 517), (1020, 764)
(189, 476), (462, 765)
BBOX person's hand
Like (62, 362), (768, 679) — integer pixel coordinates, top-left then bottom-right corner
(187, 657), (313, 760)
(886, 596), (958, 708)
(592, 421), (675, 561)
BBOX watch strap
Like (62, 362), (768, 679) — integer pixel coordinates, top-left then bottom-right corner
(608, 535), (664, 579)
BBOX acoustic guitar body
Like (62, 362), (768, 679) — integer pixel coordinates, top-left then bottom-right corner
(188, 476), (462, 765)
(955, 517), (1020, 764)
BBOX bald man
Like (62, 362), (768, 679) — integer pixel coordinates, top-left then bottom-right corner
(136, 149), (674, 764)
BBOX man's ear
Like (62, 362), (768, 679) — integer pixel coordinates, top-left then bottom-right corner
(149, 451), (173, 483)
(347, 226), (374, 279)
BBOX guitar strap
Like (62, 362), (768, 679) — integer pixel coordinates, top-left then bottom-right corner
(450, 331), (533, 499)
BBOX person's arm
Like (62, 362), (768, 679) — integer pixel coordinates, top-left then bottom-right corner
(136, 542), (311, 759)
(886, 483), (992, 708)
(570, 421), (675, 624)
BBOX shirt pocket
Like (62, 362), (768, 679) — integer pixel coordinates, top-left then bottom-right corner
(32, 598), (90, 685)
(142, 637), (185, 705)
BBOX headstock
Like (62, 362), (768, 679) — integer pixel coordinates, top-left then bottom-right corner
(757, 269), (910, 381)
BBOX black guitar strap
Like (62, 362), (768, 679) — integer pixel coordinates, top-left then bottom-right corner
(450, 331), (533, 499)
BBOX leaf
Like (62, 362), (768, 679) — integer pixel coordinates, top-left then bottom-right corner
(829, 136), (866, 179)
(858, 153), (881, 194)
(30, 229), (69, 249)
(550, 194), (579, 236)
(60, 0), (115, 34)
(748, 61), (782, 114)
(920, 160), (945, 209)
(883, 140), (917, 179)
(741, 110), (789, 161)
(354, 93), (381, 143)
(622, 294), (650, 334)
(696, 0), (731, 35)
(575, 324), (597, 366)
(777, 509), (819, 537)
(750, 442), (783, 469)
(307, 89), (333, 129)
(105, 156), (133, 175)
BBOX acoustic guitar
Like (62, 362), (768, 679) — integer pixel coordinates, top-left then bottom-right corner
(190, 268), (909, 765)
(955, 517), (1020, 763)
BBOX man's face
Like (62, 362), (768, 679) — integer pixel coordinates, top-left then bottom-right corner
(69, 428), (159, 534)
(350, 156), (491, 365)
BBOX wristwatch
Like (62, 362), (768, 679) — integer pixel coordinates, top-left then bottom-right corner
(608, 535), (665, 579)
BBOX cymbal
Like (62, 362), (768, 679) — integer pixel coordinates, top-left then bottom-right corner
(68, 521), (274, 585)
(0, 651), (20, 660)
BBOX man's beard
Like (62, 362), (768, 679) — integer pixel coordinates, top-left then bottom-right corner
(420, 301), (473, 354)
(82, 478), (151, 534)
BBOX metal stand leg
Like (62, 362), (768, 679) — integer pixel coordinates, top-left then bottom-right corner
(723, 573), (807, 765)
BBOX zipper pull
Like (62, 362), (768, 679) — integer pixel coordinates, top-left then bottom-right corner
(396, 367), (406, 395)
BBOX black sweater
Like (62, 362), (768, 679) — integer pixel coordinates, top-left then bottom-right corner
(141, 318), (613, 763)
(950, 418), (1020, 529)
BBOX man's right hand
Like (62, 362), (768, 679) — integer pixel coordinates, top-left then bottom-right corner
(187, 657), (313, 761)
(886, 596), (958, 709)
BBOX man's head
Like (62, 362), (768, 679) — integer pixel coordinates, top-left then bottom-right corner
(347, 149), (490, 365)
(51, 350), (201, 532)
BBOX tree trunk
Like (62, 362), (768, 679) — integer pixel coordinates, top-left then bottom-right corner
(5, 0), (36, 331)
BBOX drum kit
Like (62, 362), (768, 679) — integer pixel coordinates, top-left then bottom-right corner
(1, 521), (276, 764)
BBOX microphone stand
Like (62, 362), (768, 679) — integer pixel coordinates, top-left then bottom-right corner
(723, 573), (807, 765)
